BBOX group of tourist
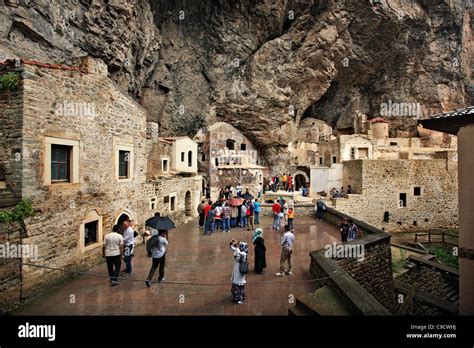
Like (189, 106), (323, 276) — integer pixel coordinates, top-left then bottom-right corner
(102, 219), (137, 286)
(197, 196), (262, 235)
(270, 197), (296, 231)
(229, 224), (295, 304)
(329, 185), (352, 198)
(267, 173), (294, 192)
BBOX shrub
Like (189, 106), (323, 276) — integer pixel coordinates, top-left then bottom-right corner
(0, 72), (20, 91)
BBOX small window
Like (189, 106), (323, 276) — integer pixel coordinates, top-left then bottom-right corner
(162, 159), (169, 173)
(332, 156), (337, 164)
(319, 157), (323, 165)
(414, 187), (421, 196)
(240, 143), (247, 151)
(181, 152), (185, 162)
(118, 150), (130, 179)
(150, 197), (156, 210)
(399, 193), (407, 207)
(226, 139), (235, 150)
(215, 158), (219, 167)
(350, 147), (355, 160)
(202, 153), (206, 161)
(84, 220), (98, 246)
(170, 196), (176, 211)
(188, 151), (192, 167)
(164, 196), (169, 204)
(390, 142), (398, 146)
(51, 144), (71, 182)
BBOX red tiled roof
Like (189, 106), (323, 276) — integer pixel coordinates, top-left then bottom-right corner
(369, 117), (388, 123)
(0, 58), (87, 73)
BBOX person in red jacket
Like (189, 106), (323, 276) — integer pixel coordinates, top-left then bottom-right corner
(272, 201), (282, 230)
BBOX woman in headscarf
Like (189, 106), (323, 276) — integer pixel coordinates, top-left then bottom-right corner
(252, 228), (266, 274)
(230, 241), (248, 304)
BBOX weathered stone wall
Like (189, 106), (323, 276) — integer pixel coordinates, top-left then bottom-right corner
(310, 207), (397, 313)
(0, 222), (23, 314)
(0, 65), (23, 206)
(335, 158), (458, 232)
(0, 59), (203, 309)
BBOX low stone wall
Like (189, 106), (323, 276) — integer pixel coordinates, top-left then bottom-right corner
(0, 222), (23, 314)
(309, 207), (397, 314)
(260, 203), (315, 217)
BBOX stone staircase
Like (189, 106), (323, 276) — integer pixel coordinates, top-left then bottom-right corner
(0, 189), (20, 208)
(288, 285), (354, 316)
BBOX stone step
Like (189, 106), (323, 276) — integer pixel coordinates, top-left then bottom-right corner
(0, 190), (20, 208)
(295, 286), (354, 316)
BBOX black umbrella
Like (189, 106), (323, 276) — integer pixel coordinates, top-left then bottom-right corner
(145, 216), (176, 230)
(241, 192), (254, 200)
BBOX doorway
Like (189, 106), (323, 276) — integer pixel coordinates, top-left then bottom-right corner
(185, 191), (192, 216)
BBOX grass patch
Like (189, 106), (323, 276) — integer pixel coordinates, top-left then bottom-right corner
(428, 245), (458, 270)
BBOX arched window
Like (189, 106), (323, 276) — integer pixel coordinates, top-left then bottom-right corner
(188, 151), (193, 167)
(226, 139), (235, 150)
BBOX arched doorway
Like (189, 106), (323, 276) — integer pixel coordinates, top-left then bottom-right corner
(115, 210), (133, 234)
(292, 171), (310, 192)
(294, 174), (306, 190)
(185, 191), (192, 216)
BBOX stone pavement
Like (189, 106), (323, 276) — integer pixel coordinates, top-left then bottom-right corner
(13, 216), (340, 315)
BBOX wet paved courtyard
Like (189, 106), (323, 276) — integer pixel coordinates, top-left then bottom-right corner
(14, 216), (340, 315)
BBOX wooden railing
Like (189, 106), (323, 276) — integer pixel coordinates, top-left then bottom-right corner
(414, 232), (458, 244)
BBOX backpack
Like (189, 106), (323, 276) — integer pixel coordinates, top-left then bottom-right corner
(146, 235), (158, 257)
(239, 253), (249, 274)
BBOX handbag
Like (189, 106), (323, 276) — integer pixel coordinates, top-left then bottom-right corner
(239, 254), (249, 274)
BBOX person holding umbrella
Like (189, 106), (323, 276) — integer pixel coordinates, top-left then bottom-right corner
(145, 229), (168, 287)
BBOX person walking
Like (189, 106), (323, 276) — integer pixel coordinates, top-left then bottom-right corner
(282, 173), (287, 191)
(230, 240), (248, 304)
(222, 202), (231, 233)
(315, 198), (326, 221)
(197, 199), (206, 229)
(347, 219), (359, 241)
(276, 225), (295, 276)
(253, 228), (266, 274)
(247, 200), (254, 231)
(122, 220), (135, 273)
(103, 225), (123, 286)
(240, 203), (248, 228)
(145, 229), (168, 287)
(287, 207), (295, 231)
(272, 201), (282, 230)
(287, 174), (293, 192)
(340, 218), (349, 242)
(253, 199), (261, 225)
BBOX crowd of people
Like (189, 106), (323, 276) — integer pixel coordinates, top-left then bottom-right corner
(197, 186), (263, 235)
(329, 185), (352, 198)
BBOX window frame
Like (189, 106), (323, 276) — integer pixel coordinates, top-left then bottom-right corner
(50, 144), (72, 183)
(115, 143), (134, 182)
(44, 136), (80, 186)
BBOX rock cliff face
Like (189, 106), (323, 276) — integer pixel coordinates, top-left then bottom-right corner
(0, 0), (472, 168)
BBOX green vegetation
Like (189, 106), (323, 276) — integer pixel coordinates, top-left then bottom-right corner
(392, 248), (408, 273)
(0, 72), (20, 91)
(0, 199), (35, 224)
(428, 245), (458, 270)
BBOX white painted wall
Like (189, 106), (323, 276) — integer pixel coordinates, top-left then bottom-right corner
(173, 137), (198, 173)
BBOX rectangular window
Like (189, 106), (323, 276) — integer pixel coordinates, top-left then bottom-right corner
(215, 158), (219, 167)
(226, 139), (235, 150)
(414, 187), (421, 196)
(319, 157), (323, 165)
(162, 159), (169, 173)
(202, 154), (206, 161)
(399, 193), (407, 207)
(150, 197), (156, 210)
(51, 144), (71, 182)
(332, 156), (337, 164)
(240, 143), (247, 151)
(181, 152), (185, 162)
(118, 150), (130, 179)
(84, 220), (98, 246)
(164, 196), (170, 204)
(171, 196), (176, 211)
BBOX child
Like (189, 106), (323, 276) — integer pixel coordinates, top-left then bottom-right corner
(287, 207), (295, 231)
